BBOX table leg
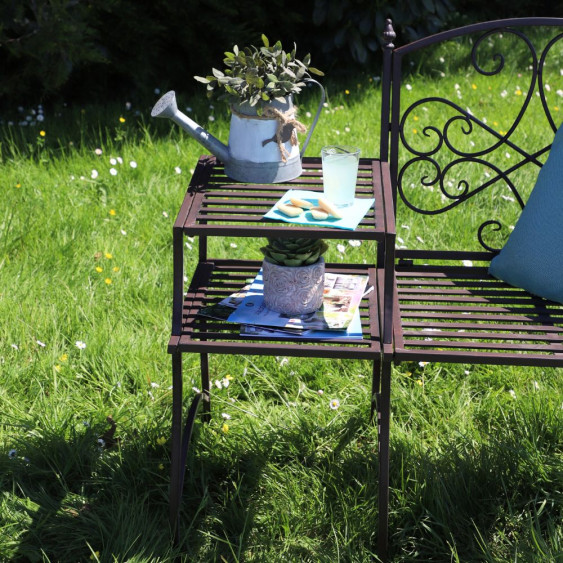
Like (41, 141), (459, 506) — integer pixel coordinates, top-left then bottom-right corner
(200, 353), (211, 422)
(377, 358), (391, 562)
(170, 350), (183, 541)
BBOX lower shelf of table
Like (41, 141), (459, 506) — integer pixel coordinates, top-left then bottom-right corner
(168, 259), (382, 359)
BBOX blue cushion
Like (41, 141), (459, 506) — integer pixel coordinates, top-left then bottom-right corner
(489, 123), (563, 303)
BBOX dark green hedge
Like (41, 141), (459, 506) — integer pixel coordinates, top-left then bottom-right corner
(0, 0), (559, 108)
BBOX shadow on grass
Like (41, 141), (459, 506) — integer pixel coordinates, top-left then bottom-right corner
(2, 419), (182, 562)
(2, 400), (559, 562)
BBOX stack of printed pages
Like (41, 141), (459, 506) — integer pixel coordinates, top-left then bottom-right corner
(198, 269), (369, 340)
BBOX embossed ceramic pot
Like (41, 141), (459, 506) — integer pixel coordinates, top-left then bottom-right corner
(262, 257), (325, 316)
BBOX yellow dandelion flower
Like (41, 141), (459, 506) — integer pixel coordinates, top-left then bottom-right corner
(471, 83), (477, 90)
(221, 423), (229, 433)
(15, 183), (21, 189)
(95, 266), (103, 273)
(515, 89), (522, 96)
(109, 209), (116, 216)
(119, 117), (126, 123)
(54, 364), (61, 372)
(59, 353), (68, 362)
(413, 128), (418, 134)
(112, 266), (120, 272)
(225, 374), (234, 381)
(416, 379), (423, 386)
(493, 121), (498, 126)
(555, 106), (560, 112)
(105, 252), (113, 259)
(39, 130), (46, 137)
(345, 89), (350, 95)
(413, 115), (419, 121)
(105, 278), (112, 285)
(156, 436), (166, 446)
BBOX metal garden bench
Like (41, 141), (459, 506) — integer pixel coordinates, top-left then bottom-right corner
(376, 16), (563, 559)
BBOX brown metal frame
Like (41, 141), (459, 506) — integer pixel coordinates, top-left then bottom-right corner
(381, 17), (563, 365)
(168, 155), (396, 560)
(378, 17), (563, 558)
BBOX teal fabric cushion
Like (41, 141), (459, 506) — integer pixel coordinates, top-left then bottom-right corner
(489, 123), (563, 303)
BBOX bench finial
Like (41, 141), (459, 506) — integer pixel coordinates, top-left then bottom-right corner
(383, 19), (396, 48)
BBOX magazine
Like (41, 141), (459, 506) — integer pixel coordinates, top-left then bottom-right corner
(240, 306), (363, 339)
(227, 270), (369, 331)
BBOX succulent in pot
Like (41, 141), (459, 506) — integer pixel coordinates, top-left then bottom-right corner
(260, 237), (329, 315)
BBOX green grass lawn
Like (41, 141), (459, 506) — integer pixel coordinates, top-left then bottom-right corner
(0, 61), (562, 562)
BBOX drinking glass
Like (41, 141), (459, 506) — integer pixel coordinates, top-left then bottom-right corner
(321, 145), (361, 207)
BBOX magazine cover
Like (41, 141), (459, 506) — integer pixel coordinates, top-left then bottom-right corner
(227, 270), (369, 331)
(240, 305), (363, 339)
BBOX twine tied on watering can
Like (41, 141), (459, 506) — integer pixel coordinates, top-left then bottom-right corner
(260, 107), (307, 163)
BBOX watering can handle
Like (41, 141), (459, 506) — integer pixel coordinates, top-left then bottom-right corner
(300, 78), (326, 159)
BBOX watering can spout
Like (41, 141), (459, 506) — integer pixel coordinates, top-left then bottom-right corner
(151, 91), (230, 164)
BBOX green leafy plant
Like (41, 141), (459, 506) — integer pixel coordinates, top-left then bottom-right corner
(260, 237), (328, 267)
(194, 34), (324, 109)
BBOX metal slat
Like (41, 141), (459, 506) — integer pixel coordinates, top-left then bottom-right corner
(180, 156), (385, 239)
(393, 266), (563, 364)
(172, 259), (381, 358)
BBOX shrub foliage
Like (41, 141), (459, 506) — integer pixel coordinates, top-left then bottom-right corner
(0, 0), (559, 107)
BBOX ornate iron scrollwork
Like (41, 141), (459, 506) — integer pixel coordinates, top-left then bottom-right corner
(395, 26), (562, 251)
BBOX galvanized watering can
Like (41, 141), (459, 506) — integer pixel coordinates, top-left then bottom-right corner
(151, 80), (325, 183)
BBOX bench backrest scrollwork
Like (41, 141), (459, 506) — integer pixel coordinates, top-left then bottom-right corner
(380, 18), (563, 255)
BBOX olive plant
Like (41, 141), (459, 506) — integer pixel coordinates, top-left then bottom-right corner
(194, 35), (323, 110)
